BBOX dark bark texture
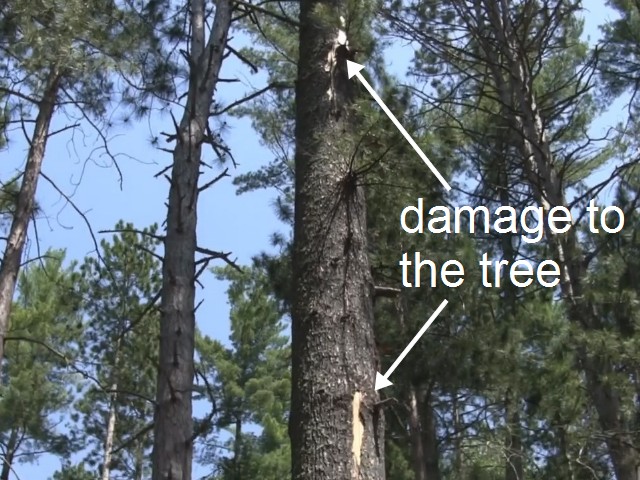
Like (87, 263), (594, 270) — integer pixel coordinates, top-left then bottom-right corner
(151, 1), (232, 478)
(289, 0), (385, 479)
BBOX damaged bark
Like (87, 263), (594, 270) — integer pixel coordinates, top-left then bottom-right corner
(150, 0), (233, 478)
(289, 1), (385, 479)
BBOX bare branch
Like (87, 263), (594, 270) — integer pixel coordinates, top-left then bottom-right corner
(212, 82), (291, 116)
(198, 168), (229, 192)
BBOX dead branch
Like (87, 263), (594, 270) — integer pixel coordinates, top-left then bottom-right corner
(40, 171), (115, 284)
(225, 44), (259, 73)
(211, 82), (291, 116)
(198, 168), (229, 192)
(195, 245), (242, 272)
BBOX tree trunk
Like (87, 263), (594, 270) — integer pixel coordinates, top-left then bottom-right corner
(151, 1), (232, 478)
(1, 428), (19, 480)
(102, 339), (122, 480)
(233, 415), (242, 480)
(408, 386), (427, 480)
(134, 439), (144, 480)
(101, 383), (119, 480)
(452, 392), (463, 477)
(496, 151), (523, 480)
(289, 0), (385, 478)
(396, 295), (439, 480)
(557, 423), (576, 480)
(0, 69), (59, 374)
(420, 388), (440, 480)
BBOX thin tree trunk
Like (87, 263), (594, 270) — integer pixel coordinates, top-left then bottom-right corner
(496, 145), (524, 480)
(101, 383), (119, 480)
(102, 337), (122, 480)
(400, 299), (439, 480)
(289, 1), (385, 478)
(420, 388), (440, 480)
(233, 415), (242, 480)
(1, 428), (19, 480)
(408, 386), (427, 480)
(452, 393), (463, 477)
(0, 70), (59, 374)
(134, 439), (144, 480)
(504, 391), (523, 480)
(557, 424), (576, 480)
(151, 1), (232, 478)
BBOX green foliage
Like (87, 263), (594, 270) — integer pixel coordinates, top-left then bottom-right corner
(75, 221), (161, 478)
(0, 251), (83, 469)
(50, 462), (95, 480)
(0, 0), (172, 127)
(600, 0), (640, 101)
(196, 264), (290, 480)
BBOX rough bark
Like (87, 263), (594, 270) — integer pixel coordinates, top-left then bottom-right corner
(289, 0), (385, 478)
(0, 69), (59, 373)
(150, 1), (232, 478)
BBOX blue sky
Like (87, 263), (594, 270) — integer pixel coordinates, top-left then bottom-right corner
(0, 1), (620, 478)
(2, 41), (286, 478)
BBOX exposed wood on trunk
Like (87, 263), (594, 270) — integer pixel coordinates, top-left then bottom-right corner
(150, 0), (233, 478)
(289, 0), (385, 477)
(0, 69), (60, 374)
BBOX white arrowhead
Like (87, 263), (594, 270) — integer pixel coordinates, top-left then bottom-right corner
(373, 300), (449, 392)
(344, 61), (451, 191)
(346, 60), (364, 79)
(375, 372), (393, 391)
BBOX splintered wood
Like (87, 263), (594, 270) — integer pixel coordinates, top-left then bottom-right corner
(351, 391), (364, 478)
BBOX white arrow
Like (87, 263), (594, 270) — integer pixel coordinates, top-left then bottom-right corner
(375, 299), (448, 391)
(346, 60), (451, 191)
